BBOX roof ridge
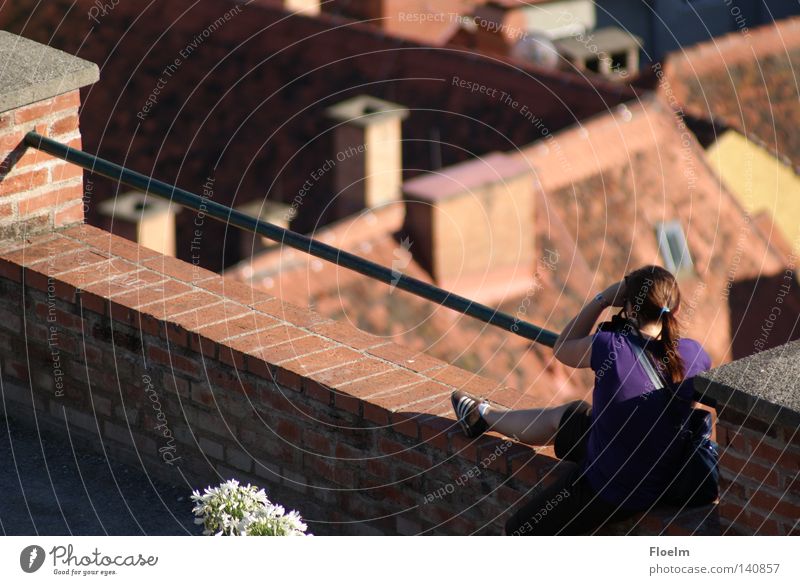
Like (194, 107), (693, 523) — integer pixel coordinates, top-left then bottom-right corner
(666, 17), (800, 75)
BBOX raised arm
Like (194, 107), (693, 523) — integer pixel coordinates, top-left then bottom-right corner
(553, 280), (626, 368)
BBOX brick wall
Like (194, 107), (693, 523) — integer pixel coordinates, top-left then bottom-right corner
(0, 89), (85, 239)
(714, 408), (799, 535)
(0, 224), (567, 535)
(694, 351), (800, 536)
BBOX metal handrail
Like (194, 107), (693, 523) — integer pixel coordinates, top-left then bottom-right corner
(24, 131), (560, 347)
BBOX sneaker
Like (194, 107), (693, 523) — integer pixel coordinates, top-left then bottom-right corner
(451, 390), (489, 438)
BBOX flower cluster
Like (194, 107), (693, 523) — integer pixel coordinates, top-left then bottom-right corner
(190, 479), (310, 536)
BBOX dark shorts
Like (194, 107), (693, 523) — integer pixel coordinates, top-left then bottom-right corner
(505, 400), (638, 536)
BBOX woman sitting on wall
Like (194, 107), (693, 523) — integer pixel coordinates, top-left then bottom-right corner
(451, 265), (712, 535)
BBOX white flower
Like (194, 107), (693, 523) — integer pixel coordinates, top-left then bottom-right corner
(190, 479), (310, 536)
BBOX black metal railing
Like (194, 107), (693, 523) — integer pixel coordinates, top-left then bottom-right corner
(24, 131), (559, 347)
(24, 131), (719, 406)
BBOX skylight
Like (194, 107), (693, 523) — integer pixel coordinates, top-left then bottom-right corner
(656, 220), (694, 275)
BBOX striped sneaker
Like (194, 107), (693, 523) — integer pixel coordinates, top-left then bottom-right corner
(451, 390), (489, 438)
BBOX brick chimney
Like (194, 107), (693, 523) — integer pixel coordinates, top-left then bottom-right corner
(97, 191), (177, 257)
(402, 152), (535, 303)
(325, 95), (408, 220)
(0, 31), (98, 243)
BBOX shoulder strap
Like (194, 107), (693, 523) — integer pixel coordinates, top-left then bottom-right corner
(626, 333), (666, 391)
(626, 333), (694, 406)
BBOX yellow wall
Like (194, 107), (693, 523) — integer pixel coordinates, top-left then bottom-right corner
(707, 130), (800, 255)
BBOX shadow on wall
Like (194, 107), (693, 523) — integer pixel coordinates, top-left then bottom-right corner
(728, 272), (800, 360)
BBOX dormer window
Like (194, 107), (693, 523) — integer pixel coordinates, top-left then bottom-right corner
(656, 220), (694, 275)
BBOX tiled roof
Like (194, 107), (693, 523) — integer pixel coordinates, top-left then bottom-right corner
(0, 0), (636, 271)
(662, 18), (800, 172)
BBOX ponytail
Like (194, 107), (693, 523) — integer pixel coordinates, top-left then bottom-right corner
(658, 311), (685, 384)
(623, 265), (686, 384)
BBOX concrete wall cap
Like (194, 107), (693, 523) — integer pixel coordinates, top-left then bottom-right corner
(0, 30), (99, 113)
(695, 339), (800, 428)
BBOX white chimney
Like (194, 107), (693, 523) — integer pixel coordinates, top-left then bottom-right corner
(98, 191), (176, 257)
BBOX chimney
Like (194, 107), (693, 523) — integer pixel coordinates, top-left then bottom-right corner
(0, 31), (98, 242)
(235, 198), (292, 258)
(97, 191), (177, 257)
(402, 152), (535, 303)
(473, 2), (517, 55)
(321, 1), (383, 21)
(325, 95), (409, 220)
(284, 0), (320, 15)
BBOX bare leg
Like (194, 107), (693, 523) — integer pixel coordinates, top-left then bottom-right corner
(481, 401), (578, 445)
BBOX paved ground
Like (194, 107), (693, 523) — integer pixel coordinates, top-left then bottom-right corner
(0, 414), (201, 536)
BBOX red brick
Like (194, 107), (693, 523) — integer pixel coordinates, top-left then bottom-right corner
(0, 236), (85, 267)
(388, 410), (420, 439)
(305, 379), (332, 405)
(83, 268), (165, 300)
(0, 168), (48, 196)
(52, 90), (81, 112)
(275, 365), (304, 392)
(278, 345), (360, 375)
(251, 297), (329, 327)
(419, 414), (454, 451)
(196, 274), (275, 305)
(363, 401), (390, 426)
(218, 345), (246, 369)
(370, 380), (450, 411)
(379, 437), (430, 469)
(60, 225), (162, 262)
(49, 161), (84, 183)
(13, 99), (54, 124)
(275, 418), (301, 444)
(188, 329), (219, 358)
(54, 201), (84, 226)
(59, 258), (139, 293)
(111, 278), (191, 308)
(304, 429), (333, 455)
(147, 345), (200, 376)
(720, 449), (780, 488)
(342, 368), (425, 399)
(79, 290), (107, 315)
(229, 324), (309, 353)
(307, 357), (393, 389)
(49, 113), (80, 137)
(49, 248), (110, 276)
(0, 127), (24, 151)
(366, 342), (447, 373)
(138, 290), (219, 320)
(747, 489), (800, 520)
(428, 365), (503, 395)
(750, 437), (800, 470)
(142, 254), (218, 284)
(331, 387), (360, 414)
(196, 309), (279, 341)
(0, 258), (22, 282)
(309, 320), (386, 350)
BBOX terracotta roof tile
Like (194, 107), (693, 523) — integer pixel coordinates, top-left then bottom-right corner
(662, 18), (800, 171)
